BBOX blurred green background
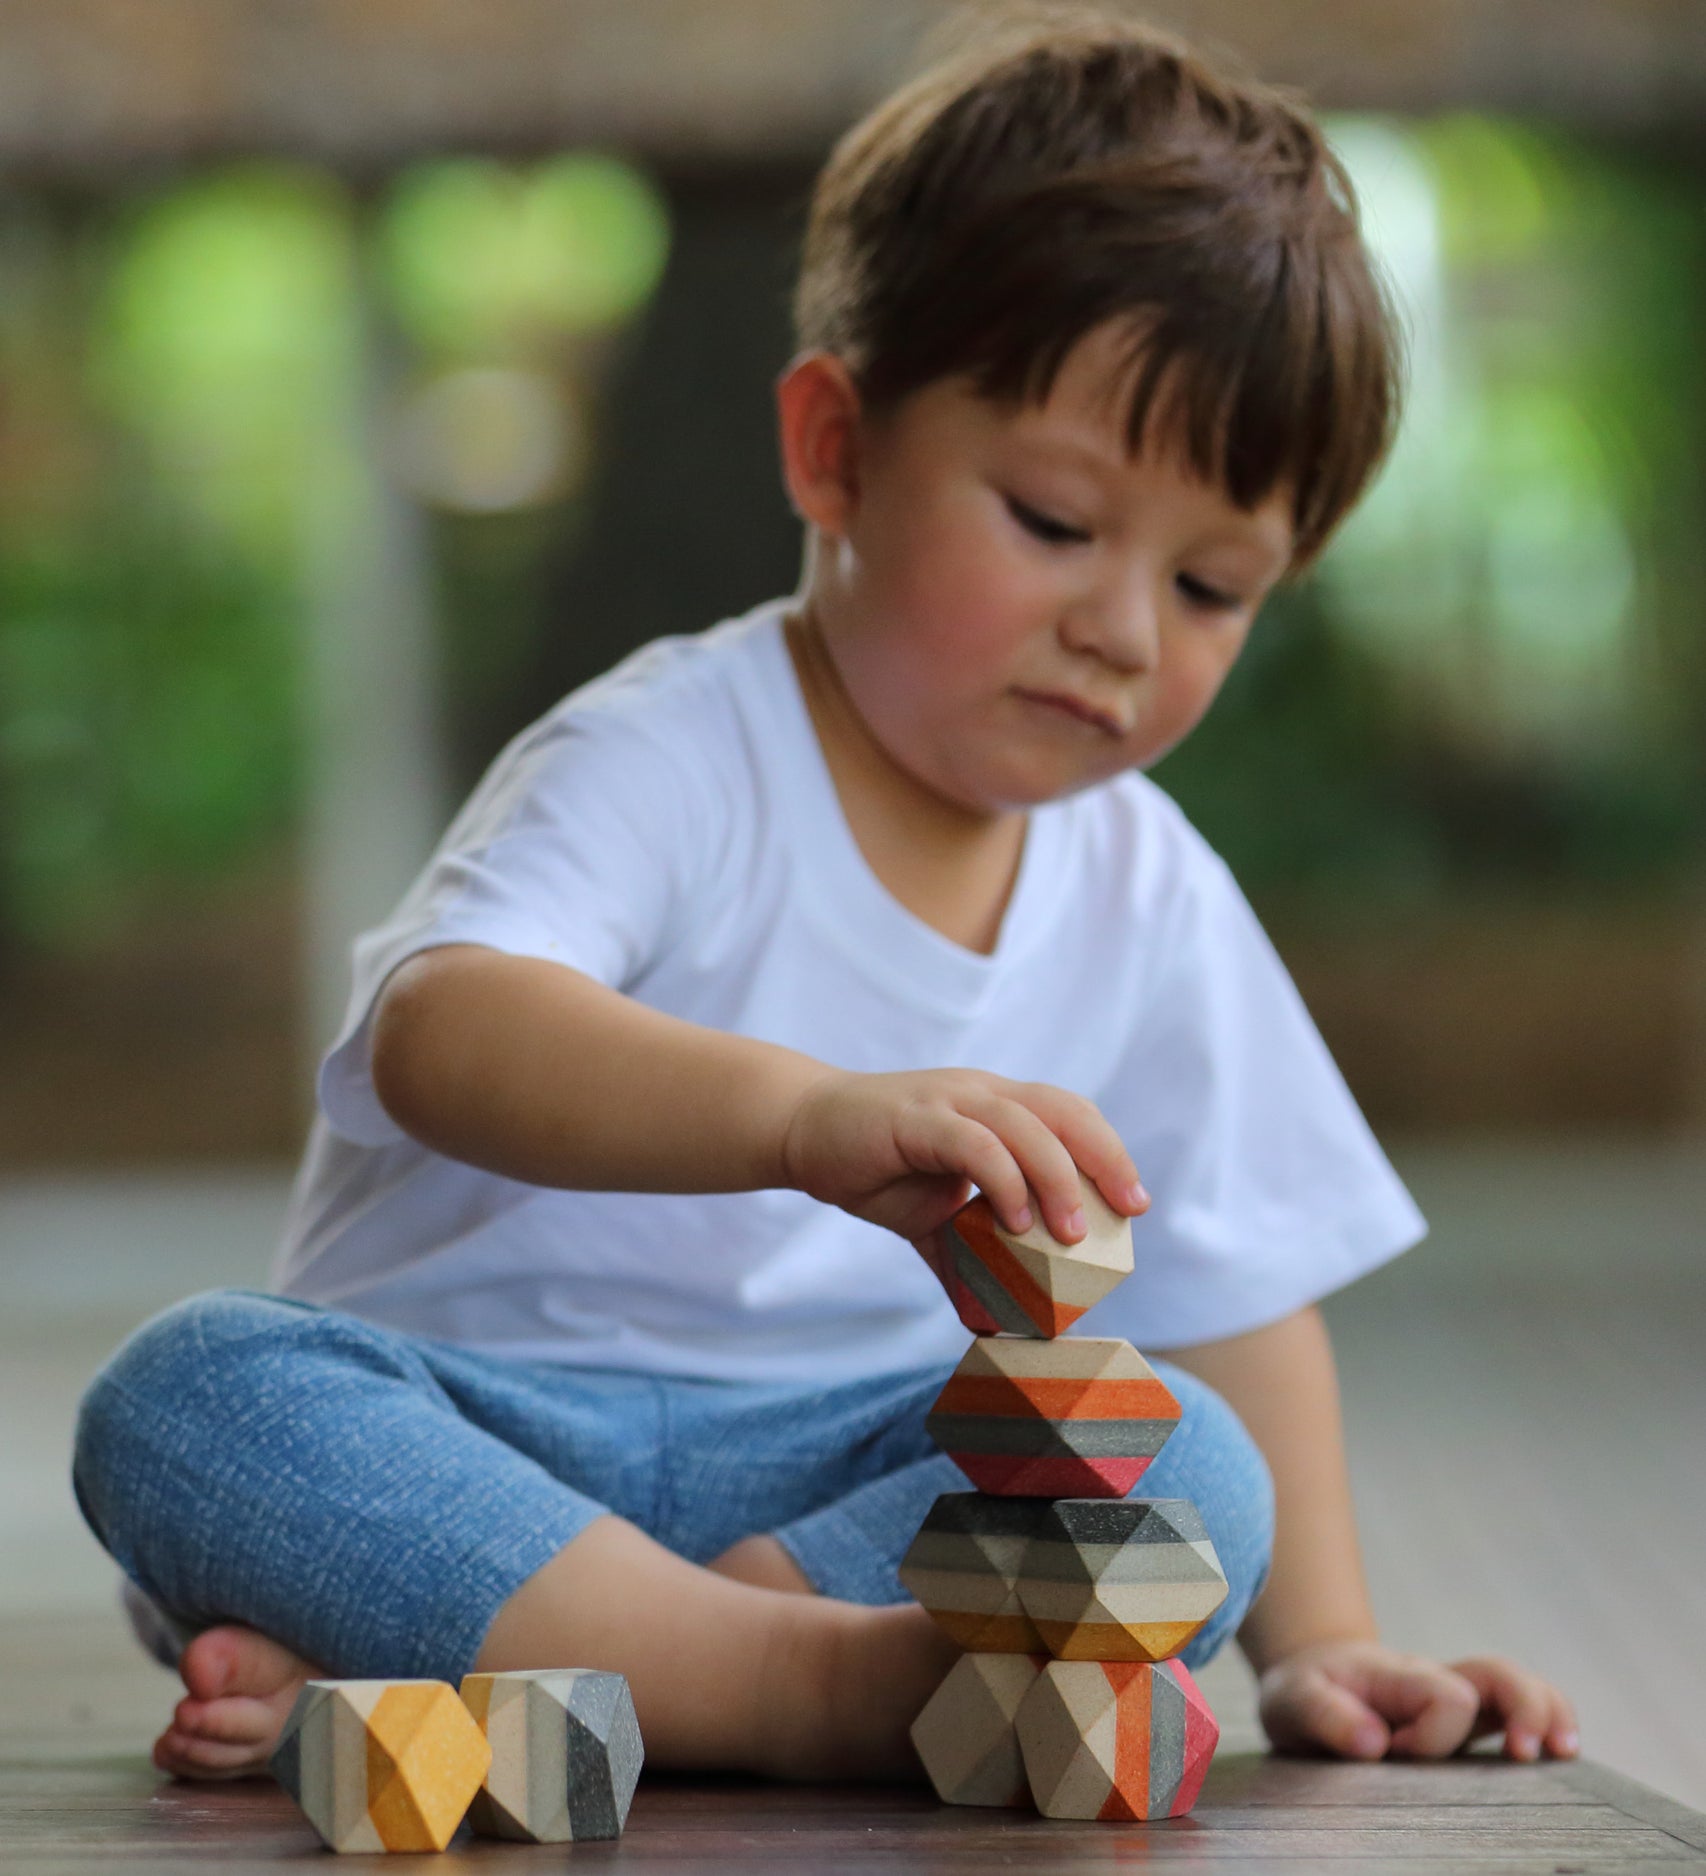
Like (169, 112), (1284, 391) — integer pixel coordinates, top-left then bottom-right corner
(2, 9), (1703, 1161)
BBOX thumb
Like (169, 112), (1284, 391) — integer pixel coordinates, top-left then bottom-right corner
(1265, 1669), (1390, 1760)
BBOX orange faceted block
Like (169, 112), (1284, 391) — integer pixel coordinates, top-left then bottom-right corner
(927, 1183), (1133, 1339)
(925, 1335), (1182, 1498)
(1016, 1658), (1218, 1822)
(271, 1679), (492, 1854)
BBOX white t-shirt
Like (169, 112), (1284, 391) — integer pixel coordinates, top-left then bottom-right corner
(272, 594), (1424, 1383)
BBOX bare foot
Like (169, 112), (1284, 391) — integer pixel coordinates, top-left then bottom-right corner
(153, 1626), (321, 1781)
(828, 1602), (961, 1783)
(707, 1534), (816, 1594)
(753, 1599), (960, 1784)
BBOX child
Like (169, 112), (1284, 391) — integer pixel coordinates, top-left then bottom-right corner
(75, 4), (1577, 1784)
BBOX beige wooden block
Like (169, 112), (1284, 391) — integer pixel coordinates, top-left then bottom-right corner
(898, 1493), (1050, 1651)
(924, 1178), (1133, 1339)
(910, 1652), (1046, 1808)
(1017, 1499), (1228, 1662)
(460, 1668), (642, 1843)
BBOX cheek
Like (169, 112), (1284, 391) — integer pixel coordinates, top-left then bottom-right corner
(866, 488), (1041, 672)
(1149, 633), (1242, 753)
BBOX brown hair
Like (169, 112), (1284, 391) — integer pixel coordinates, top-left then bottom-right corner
(792, 4), (1405, 571)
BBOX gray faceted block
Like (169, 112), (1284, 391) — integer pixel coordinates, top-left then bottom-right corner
(460, 1668), (643, 1843)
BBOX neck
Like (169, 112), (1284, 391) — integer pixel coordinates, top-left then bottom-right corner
(781, 596), (1016, 857)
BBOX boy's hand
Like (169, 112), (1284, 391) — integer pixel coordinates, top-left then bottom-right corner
(778, 1066), (1148, 1247)
(1258, 1638), (1579, 1764)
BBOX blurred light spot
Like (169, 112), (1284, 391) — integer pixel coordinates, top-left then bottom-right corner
(91, 166), (358, 546)
(382, 154), (670, 357)
(389, 367), (585, 512)
(1421, 115), (1557, 267)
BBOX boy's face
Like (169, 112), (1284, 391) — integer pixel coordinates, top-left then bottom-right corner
(787, 319), (1295, 816)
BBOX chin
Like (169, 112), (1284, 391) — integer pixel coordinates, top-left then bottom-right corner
(980, 758), (1112, 812)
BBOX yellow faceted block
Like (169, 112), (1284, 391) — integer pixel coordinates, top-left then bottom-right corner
(271, 1679), (492, 1854)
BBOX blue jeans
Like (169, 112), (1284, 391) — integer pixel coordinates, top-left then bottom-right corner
(73, 1289), (1273, 1683)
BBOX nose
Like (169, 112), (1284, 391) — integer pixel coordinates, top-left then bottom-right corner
(1061, 568), (1162, 675)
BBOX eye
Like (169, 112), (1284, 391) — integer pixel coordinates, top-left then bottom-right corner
(1176, 573), (1243, 612)
(1005, 494), (1091, 547)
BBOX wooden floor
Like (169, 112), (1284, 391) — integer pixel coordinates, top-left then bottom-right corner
(8, 1743), (1706, 1871)
(5, 1145), (1706, 1867)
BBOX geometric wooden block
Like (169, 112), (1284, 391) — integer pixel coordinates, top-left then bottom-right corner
(270, 1679), (492, 1854)
(897, 1493), (1051, 1652)
(925, 1184), (1133, 1339)
(1016, 1499), (1228, 1662)
(1016, 1658), (1218, 1821)
(925, 1336), (1182, 1498)
(909, 1652), (1047, 1807)
(460, 1669), (643, 1843)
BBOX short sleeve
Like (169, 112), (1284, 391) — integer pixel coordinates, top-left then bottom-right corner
(317, 702), (715, 1147)
(1078, 816), (1426, 1349)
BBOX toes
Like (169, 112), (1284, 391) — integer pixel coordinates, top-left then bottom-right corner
(177, 1628), (244, 1701)
(173, 1693), (293, 1745)
(153, 1728), (273, 1782)
(180, 1625), (317, 1702)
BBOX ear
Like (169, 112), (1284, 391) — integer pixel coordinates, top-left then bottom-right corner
(775, 350), (865, 537)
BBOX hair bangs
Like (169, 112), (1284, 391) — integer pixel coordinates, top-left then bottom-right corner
(798, 10), (1405, 569)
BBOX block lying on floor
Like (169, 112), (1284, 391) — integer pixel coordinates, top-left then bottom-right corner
(1016, 1658), (1218, 1821)
(898, 1492), (1051, 1652)
(270, 1679), (492, 1854)
(928, 1185), (1133, 1339)
(925, 1335), (1182, 1498)
(1016, 1499), (1228, 1661)
(910, 1651), (1046, 1807)
(460, 1667), (643, 1843)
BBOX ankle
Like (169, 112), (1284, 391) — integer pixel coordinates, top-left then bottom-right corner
(745, 1595), (857, 1780)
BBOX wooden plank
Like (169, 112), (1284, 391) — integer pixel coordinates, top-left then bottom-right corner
(5, 1762), (1706, 1869)
(1559, 1761), (1706, 1857)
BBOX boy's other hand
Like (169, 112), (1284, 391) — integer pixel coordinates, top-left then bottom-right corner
(1258, 1638), (1579, 1764)
(778, 1066), (1148, 1248)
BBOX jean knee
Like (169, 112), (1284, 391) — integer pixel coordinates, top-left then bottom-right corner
(71, 1289), (328, 1574)
(1146, 1363), (1274, 1668)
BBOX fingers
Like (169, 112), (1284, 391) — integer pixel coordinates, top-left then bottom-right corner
(942, 1079), (1145, 1240)
(1365, 1658), (1483, 1759)
(887, 1071), (1145, 1243)
(1263, 1643), (1580, 1769)
(1012, 1081), (1149, 1225)
(1261, 1666), (1390, 1760)
(1452, 1657), (1580, 1762)
(966, 1091), (1092, 1239)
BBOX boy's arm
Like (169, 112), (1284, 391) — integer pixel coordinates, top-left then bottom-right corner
(367, 942), (1144, 1246)
(1164, 1305), (1578, 1763)
(370, 944), (825, 1197)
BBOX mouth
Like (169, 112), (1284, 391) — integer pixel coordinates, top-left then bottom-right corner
(1015, 689), (1128, 738)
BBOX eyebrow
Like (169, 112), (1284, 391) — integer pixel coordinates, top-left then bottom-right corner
(1018, 427), (1295, 575)
(1020, 428), (1125, 475)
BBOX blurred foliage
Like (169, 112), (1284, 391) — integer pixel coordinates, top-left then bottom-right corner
(1156, 116), (1706, 905)
(0, 155), (668, 952)
(0, 167), (355, 948)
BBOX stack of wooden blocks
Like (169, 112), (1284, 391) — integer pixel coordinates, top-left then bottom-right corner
(902, 1183), (1229, 1822)
(269, 1666), (643, 1854)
